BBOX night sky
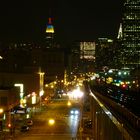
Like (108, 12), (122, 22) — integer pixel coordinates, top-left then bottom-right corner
(0, 0), (123, 45)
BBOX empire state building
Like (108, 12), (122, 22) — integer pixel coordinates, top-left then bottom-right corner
(45, 17), (55, 48)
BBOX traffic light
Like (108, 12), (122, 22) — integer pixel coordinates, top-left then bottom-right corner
(122, 84), (126, 88)
(121, 84), (128, 90)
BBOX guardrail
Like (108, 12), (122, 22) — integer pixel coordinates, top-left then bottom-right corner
(90, 86), (140, 139)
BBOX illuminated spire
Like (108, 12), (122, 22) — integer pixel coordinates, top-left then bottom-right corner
(45, 17), (55, 48)
(48, 17), (52, 24)
(117, 23), (122, 39)
(46, 17), (54, 33)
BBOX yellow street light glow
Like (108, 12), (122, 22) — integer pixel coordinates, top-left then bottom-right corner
(0, 108), (4, 113)
(48, 119), (55, 125)
(3, 114), (6, 120)
(67, 101), (71, 106)
(39, 90), (44, 96)
(23, 99), (26, 104)
(72, 86), (84, 98)
(32, 94), (36, 104)
(26, 114), (30, 119)
(38, 70), (45, 97)
(45, 84), (49, 87)
(132, 81), (136, 84)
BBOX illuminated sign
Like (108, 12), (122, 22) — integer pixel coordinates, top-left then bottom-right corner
(15, 108), (26, 114)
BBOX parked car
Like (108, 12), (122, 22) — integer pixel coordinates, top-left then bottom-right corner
(26, 120), (33, 126)
(20, 125), (29, 132)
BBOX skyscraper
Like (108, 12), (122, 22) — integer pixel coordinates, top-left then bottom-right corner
(80, 41), (95, 73)
(121, 0), (140, 69)
(45, 17), (55, 48)
(95, 38), (114, 70)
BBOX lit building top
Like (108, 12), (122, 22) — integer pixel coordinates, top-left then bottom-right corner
(117, 23), (123, 39)
(46, 17), (54, 33)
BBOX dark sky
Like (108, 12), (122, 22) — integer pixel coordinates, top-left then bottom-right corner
(0, 0), (123, 45)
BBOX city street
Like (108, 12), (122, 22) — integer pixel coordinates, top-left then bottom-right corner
(0, 1), (139, 140)
(15, 97), (80, 140)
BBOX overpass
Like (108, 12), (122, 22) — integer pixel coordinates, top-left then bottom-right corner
(81, 83), (140, 140)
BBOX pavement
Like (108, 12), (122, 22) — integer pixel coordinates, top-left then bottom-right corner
(76, 127), (94, 140)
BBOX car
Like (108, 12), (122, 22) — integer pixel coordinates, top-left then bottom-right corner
(20, 125), (29, 132)
(70, 109), (79, 115)
(26, 120), (33, 126)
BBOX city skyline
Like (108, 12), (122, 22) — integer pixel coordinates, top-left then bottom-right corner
(0, 0), (123, 45)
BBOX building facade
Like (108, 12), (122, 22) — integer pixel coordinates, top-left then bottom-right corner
(80, 41), (96, 73)
(121, 0), (140, 69)
(0, 42), (66, 82)
(95, 38), (114, 70)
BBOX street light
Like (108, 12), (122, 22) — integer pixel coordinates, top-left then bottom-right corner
(0, 108), (3, 114)
(67, 101), (72, 106)
(38, 68), (45, 109)
(48, 118), (55, 126)
(72, 86), (84, 99)
(0, 108), (4, 132)
(31, 92), (37, 104)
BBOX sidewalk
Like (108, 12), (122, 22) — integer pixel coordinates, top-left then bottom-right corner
(76, 133), (94, 140)
(0, 126), (21, 140)
(76, 125), (94, 140)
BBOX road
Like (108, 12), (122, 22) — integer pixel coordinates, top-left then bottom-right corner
(16, 97), (80, 140)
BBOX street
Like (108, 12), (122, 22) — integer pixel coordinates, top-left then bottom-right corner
(15, 97), (81, 140)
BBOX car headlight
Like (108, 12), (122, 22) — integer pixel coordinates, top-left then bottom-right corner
(74, 110), (79, 115)
(70, 110), (74, 114)
(70, 109), (79, 115)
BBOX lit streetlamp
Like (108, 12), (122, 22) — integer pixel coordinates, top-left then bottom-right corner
(48, 118), (55, 126)
(0, 108), (3, 114)
(0, 108), (3, 133)
(38, 68), (45, 109)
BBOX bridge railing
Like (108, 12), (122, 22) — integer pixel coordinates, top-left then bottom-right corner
(89, 86), (140, 139)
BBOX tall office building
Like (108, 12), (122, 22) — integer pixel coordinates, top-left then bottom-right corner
(95, 38), (114, 70)
(45, 17), (55, 48)
(80, 41), (96, 72)
(121, 0), (140, 69)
